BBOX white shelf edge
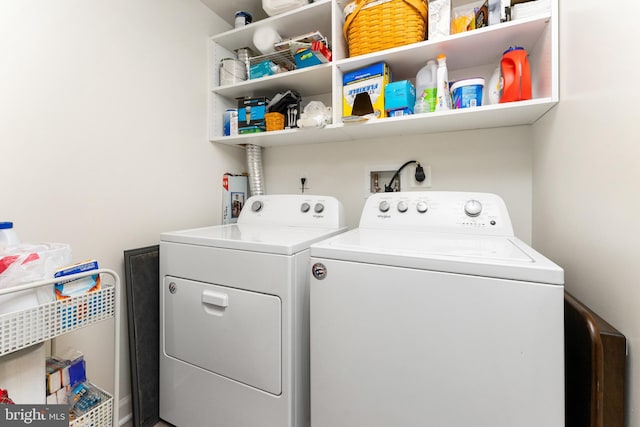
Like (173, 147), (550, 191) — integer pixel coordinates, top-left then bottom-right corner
(334, 13), (552, 72)
(213, 63), (333, 97)
(210, 0), (332, 49)
(210, 98), (558, 147)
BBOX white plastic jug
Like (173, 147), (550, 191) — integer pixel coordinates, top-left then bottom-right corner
(415, 60), (437, 113)
(0, 222), (20, 247)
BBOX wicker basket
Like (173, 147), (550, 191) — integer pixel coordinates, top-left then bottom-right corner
(343, 0), (428, 57)
(265, 112), (285, 131)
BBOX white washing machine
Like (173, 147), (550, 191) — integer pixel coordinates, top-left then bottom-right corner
(309, 191), (564, 427)
(159, 194), (346, 427)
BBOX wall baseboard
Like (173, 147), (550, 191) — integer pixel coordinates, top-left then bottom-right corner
(119, 394), (133, 426)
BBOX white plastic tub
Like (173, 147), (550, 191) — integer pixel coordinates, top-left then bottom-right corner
(451, 78), (485, 109)
(262, 0), (310, 16)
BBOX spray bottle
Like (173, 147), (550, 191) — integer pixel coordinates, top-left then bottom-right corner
(435, 54), (452, 111)
(414, 60), (438, 113)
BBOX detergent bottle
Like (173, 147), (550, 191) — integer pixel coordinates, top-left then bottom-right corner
(435, 54), (452, 111)
(487, 66), (502, 104)
(499, 46), (532, 103)
(0, 222), (20, 248)
(414, 59), (437, 113)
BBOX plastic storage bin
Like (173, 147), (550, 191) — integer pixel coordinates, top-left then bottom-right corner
(0, 269), (121, 427)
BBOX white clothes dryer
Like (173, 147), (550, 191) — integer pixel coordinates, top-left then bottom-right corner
(159, 194), (346, 427)
(309, 191), (564, 427)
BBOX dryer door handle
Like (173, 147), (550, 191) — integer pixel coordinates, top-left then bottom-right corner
(202, 290), (229, 308)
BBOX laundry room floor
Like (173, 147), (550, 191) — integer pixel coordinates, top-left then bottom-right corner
(123, 420), (172, 427)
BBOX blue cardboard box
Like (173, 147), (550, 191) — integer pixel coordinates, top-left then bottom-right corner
(385, 80), (416, 113)
(237, 96), (269, 132)
(294, 49), (323, 69)
(250, 60), (276, 79)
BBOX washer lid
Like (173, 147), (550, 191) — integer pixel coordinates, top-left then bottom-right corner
(310, 228), (564, 285)
(161, 223), (347, 255)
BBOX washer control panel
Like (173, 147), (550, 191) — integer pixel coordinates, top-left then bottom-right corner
(362, 191), (513, 236)
(239, 194), (345, 228)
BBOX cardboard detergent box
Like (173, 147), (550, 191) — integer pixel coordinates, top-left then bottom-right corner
(54, 259), (100, 300)
(342, 62), (392, 119)
(222, 174), (248, 224)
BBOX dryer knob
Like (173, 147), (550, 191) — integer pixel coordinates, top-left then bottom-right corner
(251, 200), (263, 212)
(397, 201), (408, 213)
(379, 200), (390, 213)
(464, 200), (483, 217)
(314, 203), (325, 213)
(416, 201), (428, 213)
(301, 202), (311, 213)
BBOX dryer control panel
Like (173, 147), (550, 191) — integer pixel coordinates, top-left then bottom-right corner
(238, 194), (346, 229)
(359, 191), (514, 236)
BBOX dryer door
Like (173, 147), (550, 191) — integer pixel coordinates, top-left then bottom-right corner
(163, 276), (282, 395)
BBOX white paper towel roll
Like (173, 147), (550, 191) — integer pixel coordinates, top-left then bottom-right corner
(253, 26), (282, 55)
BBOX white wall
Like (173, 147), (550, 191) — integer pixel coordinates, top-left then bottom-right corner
(533, 0), (639, 424)
(0, 0), (245, 420)
(264, 126), (534, 241)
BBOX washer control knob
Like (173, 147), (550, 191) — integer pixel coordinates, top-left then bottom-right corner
(397, 201), (408, 213)
(301, 202), (311, 213)
(379, 200), (390, 213)
(251, 200), (263, 212)
(464, 200), (483, 217)
(314, 203), (325, 213)
(416, 201), (428, 213)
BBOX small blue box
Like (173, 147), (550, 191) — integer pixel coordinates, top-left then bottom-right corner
(239, 123), (266, 134)
(388, 108), (413, 117)
(250, 60), (275, 79)
(294, 49), (323, 69)
(384, 80), (416, 113)
(68, 359), (87, 387)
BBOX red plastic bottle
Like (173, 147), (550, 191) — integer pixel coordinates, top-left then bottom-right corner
(499, 46), (532, 103)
